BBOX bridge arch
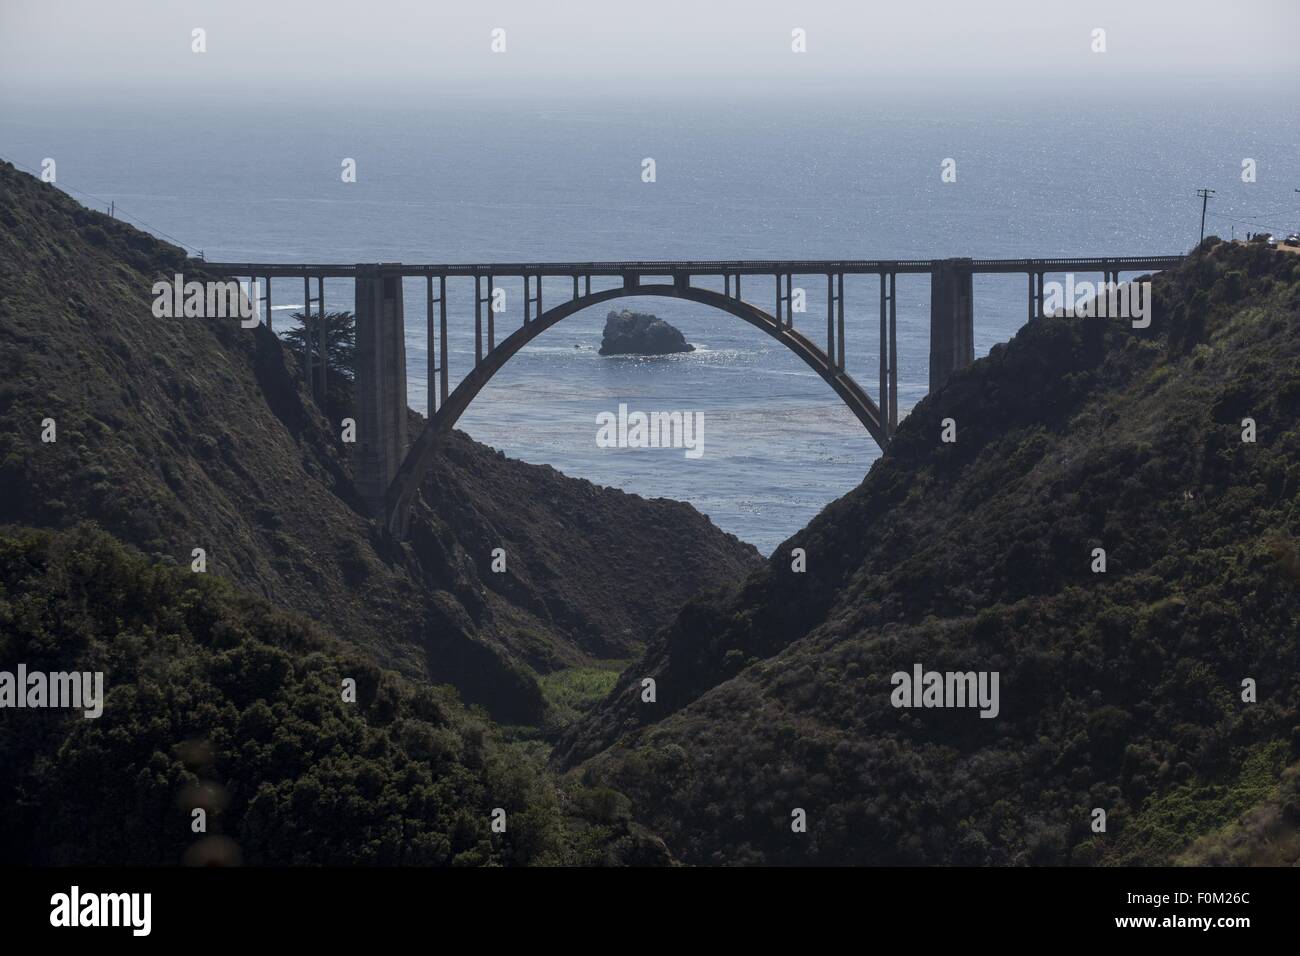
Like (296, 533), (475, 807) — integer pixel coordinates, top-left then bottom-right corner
(384, 283), (886, 535)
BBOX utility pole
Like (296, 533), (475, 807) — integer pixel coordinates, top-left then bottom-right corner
(1196, 188), (1215, 244)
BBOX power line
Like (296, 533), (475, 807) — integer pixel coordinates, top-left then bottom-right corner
(1231, 200), (1300, 220)
(1205, 211), (1293, 235)
(1, 155), (204, 255)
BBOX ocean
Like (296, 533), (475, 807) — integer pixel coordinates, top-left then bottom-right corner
(3, 89), (1297, 552)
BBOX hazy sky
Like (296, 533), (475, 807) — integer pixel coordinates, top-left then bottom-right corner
(2, 0), (1297, 101)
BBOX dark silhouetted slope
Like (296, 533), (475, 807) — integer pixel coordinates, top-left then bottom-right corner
(0, 162), (758, 725)
(557, 240), (1300, 865)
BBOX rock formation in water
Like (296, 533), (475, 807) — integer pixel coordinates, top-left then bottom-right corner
(598, 309), (695, 355)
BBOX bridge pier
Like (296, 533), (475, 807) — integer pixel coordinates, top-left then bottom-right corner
(316, 276), (326, 404)
(929, 258), (974, 392)
(353, 267), (408, 518)
(877, 271), (899, 437)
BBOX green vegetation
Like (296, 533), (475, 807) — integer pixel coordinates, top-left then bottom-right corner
(0, 525), (681, 865)
(539, 664), (631, 728)
(0, 525), (575, 864)
(280, 310), (358, 421)
(280, 310), (357, 379)
(1110, 741), (1291, 865)
(1177, 761), (1300, 865)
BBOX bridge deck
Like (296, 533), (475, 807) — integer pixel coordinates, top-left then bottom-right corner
(203, 256), (1186, 279)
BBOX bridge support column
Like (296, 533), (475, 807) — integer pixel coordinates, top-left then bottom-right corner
(929, 257), (974, 393)
(889, 274), (897, 433)
(836, 273), (845, 371)
(436, 275), (448, 404)
(303, 276), (314, 396)
(316, 276), (327, 404)
(354, 267), (408, 519)
(474, 277), (483, 365)
(880, 272), (899, 438)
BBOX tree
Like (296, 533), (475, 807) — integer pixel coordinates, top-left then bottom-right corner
(280, 311), (357, 380)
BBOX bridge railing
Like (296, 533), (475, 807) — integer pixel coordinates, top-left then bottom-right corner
(203, 255), (1187, 279)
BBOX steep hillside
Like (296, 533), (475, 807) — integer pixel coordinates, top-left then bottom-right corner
(557, 240), (1300, 865)
(0, 163), (758, 725)
(420, 428), (758, 666)
(0, 525), (671, 865)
